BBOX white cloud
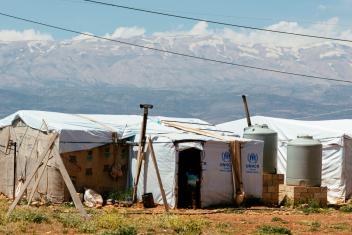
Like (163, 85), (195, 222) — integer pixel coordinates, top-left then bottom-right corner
(104, 26), (145, 39)
(0, 29), (53, 42)
(220, 17), (352, 48)
(189, 21), (209, 35)
(71, 32), (97, 41)
(150, 18), (352, 49)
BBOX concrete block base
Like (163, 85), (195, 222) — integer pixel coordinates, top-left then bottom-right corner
(279, 185), (327, 206)
(262, 173), (284, 205)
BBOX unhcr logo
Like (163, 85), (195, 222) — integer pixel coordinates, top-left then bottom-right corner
(220, 151), (231, 172)
(247, 153), (258, 163)
(246, 153), (259, 173)
(222, 151), (231, 162)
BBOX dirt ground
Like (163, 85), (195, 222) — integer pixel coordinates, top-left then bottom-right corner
(1, 197), (352, 234)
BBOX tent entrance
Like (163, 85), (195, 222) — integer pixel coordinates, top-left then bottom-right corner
(177, 148), (201, 209)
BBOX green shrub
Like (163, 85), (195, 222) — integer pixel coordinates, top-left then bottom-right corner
(53, 213), (83, 228)
(271, 217), (288, 224)
(99, 226), (137, 235)
(297, 199), (323, 214)
(106, 188), (133, 201)
(257, 225), (292, 234)
(95, 213), (126, 230)
(339, 205), (352, 213)
(79, 222), (97, 233)
(9, 210), (49, 224)
(158, 215), (209, 234)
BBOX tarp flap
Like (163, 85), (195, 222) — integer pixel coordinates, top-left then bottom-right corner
(132, 136), (177, 208)
(176, 142), (203, 151)
(201, 142), (234, 207)
(59, 129), (112, 153)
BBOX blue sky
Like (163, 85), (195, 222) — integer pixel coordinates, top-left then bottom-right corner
(1, 0), (352, 39)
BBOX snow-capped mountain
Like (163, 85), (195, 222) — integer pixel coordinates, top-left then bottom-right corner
(0, 34), (351, 122)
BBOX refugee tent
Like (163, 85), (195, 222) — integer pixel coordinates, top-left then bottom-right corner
(0, 110), (134, 203)
(0, 110), (264, 209)
(131, 118), (264, 208)
(217, 116), (352, 204)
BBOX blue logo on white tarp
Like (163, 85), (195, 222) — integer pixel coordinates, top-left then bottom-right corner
(220, 151), (231, 172)
(247, 153), (258, 163)
(222, 151), (231, 162)
(246, 153), (259, 173)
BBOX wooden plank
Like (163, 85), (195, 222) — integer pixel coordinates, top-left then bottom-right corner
(230, 141), (244, 205)
(161, 121), (232, 141)
(147, 137), (169, 212)
(54, 148), (88, 218)
(7, 133), (59, 216)
(132, 115), (149, 202)
(27, 149), (52, 205)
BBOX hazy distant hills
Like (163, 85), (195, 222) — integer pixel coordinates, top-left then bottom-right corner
(0, 35), (351, 123)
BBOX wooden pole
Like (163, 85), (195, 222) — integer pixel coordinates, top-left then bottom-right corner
(54, 149), (88, 218)
(147, 137), (169, 212)
(27, 149), (52, 205)
(241, 95), (252, 127)
(161, 121), (230, 141)
(230, 141), (244, 205)
(132, 104), (153, 203)
(7, 133), (58, 216)
(12, 142), (17, 199)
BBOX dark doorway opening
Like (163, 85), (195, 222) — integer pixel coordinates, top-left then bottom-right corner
(177, 148), (201, 209)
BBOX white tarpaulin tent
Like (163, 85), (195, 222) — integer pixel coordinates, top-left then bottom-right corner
(0, 110), (264, 208)
(217, 116), (352, 204)
(133, 131), (264, 208)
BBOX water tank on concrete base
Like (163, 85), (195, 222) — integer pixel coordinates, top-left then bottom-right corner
(243, 124), (278, 173)
(286, 135), (322, 187)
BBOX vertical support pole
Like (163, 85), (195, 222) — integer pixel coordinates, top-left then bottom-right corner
(132, 104), (153, 203)
(230, 141), (244, 205)
(13, 142), (17, 199)
(242, 95), (252, 127)
(147, 137), (169, 212)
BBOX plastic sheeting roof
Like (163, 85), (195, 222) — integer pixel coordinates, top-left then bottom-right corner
(0, 110), (228, 152)
(217, 116), (352, 140)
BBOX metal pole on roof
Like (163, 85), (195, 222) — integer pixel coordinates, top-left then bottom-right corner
(242, 95), (252, 127)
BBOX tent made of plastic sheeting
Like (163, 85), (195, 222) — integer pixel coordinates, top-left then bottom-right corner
(132, 134), (264, 209)
(0, 110), (222, 202)
(0, 110), (138, 203)
(0, 110), (221, 153)
(0, 110), (264, 208)
(217, 116), (352, 204)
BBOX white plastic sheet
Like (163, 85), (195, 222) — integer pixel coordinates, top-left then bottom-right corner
(0, 110), (221, 153)
(217, 116), (352, 204)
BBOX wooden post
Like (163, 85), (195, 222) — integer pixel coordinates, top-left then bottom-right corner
(230, 141), (244, 205)
(132, 104), (153, 203)
(242, 95), (252, 127)
(147, 137), (169, 212)
(27, 150), (52, 205)
(7, 133), (58, 216)
(54, 149), (88, 218)
(13, 142), (17, 199)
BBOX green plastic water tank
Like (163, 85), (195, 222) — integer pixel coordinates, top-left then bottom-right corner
(243, 124), (278, 173)
(286, 135), (322, 187)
